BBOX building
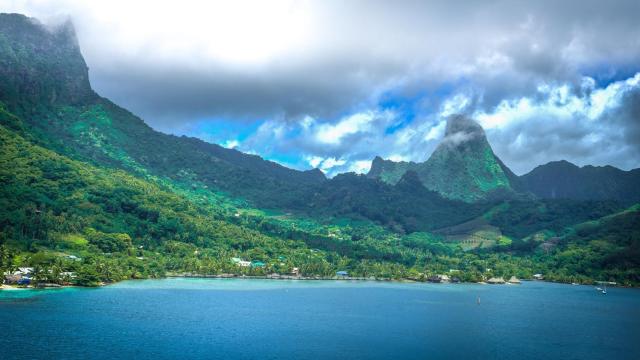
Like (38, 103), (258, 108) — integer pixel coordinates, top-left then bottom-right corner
(487, 277), (506, 284)
(336, 271), (349, 277)
(533, 273), (544, 280)
(17, 267), (33, 275)
(231, 257), (251, 267)
(4, 274), (22, 284)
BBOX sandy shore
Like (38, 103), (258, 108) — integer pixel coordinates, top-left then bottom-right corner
(0, 284), (27, 290)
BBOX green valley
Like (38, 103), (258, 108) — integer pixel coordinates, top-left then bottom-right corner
(1, 13), (639, 288)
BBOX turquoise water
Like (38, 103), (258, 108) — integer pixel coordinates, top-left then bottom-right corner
(2, 279), (640, 360)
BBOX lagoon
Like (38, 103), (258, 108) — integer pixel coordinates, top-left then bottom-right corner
(1, 279), (640, 360)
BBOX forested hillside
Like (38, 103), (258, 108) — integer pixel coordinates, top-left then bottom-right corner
(1, 13), (639, 287)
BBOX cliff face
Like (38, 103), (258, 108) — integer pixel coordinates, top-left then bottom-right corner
(0, 13), (95, 111)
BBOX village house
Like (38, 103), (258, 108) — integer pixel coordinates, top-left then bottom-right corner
(231, 257), (252, 267)
(533, 273), (544, 280)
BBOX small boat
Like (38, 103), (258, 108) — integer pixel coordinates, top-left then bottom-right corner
(596, 287), (603, 291)
(602, 284), (607, 294)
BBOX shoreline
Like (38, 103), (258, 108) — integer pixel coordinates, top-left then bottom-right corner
(2, 275), (632, 291)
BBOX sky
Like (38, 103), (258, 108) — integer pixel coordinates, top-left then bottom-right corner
(3, 0), (640, 175)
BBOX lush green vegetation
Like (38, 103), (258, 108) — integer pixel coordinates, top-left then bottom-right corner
(1, 13), (639, 288)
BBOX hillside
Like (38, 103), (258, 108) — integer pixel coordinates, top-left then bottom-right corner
(521, 160), (640, 204)
(1, 13), (639, 286)
(0, 13), (325, 211)
(368, 115), (522, 202)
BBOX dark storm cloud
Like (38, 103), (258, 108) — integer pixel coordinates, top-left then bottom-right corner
(90, 57), (404, 129)
(4, 0), (640, 174)
(11, 0), (634, 125)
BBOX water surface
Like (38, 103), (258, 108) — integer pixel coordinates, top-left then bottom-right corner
(2, 279), (639, 360)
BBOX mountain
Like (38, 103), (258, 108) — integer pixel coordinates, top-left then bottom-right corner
(0, 13), (325, 210)
(521, 160), (640, 204)
(1, 13), (639, 286)
(368, 115), (522, 202)
(0, 14), (95, 108)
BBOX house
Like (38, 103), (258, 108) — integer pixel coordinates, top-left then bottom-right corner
(231, 258), (251, 267)
(4, 274), (22, 284)
(17, 267), (33, 275)
(428, 275), (450, 283)
(65, 255), (81, 261)
(60, 272), (76, 279)
(291, 267), (300, 276)
(336, 271), (349, 277)
(533, 273), (544, 280)
(250, 261), (266, 268)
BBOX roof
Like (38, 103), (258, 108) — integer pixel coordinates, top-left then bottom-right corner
(336, 271), (348, 275)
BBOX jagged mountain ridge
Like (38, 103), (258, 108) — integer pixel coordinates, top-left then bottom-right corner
(1, 12), (637, 213)
(367, 117), (640, 203)
(521, 160), (640, 204)
(368, 115), (522, 202)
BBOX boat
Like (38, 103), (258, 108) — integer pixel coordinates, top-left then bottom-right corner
(602, 284), (607, 294)
(596, 287), (602, 291)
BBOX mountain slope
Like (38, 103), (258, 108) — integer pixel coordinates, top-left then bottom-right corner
(368, 116), (521, 202)
(0, 13), (325, 210)
(521, 160), (640, 204)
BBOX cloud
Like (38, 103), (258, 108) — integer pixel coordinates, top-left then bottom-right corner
(5, 0), (640, 124)
(473, 73), (640, 174)
(3, 0), (640, 175)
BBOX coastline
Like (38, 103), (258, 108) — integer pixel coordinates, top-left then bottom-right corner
(2, 275), (631, 291)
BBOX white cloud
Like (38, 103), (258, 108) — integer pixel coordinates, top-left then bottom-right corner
(471, 72), (640, 173)
(314, 110), (394, 145)
(304, 155), (324, 168)
(440, 94), (471, 118)
(348, 160), (373, 174)
(475, 73), (640, 130)
(222, 139), (240, 149)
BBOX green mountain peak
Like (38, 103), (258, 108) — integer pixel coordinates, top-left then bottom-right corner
(368, 115), (519, 202)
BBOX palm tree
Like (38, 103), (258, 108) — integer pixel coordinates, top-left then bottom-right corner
(0, 244), (10, 272)
(32, 264), (49, 284)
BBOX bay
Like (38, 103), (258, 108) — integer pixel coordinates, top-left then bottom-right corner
(1, 279), (639, 360)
